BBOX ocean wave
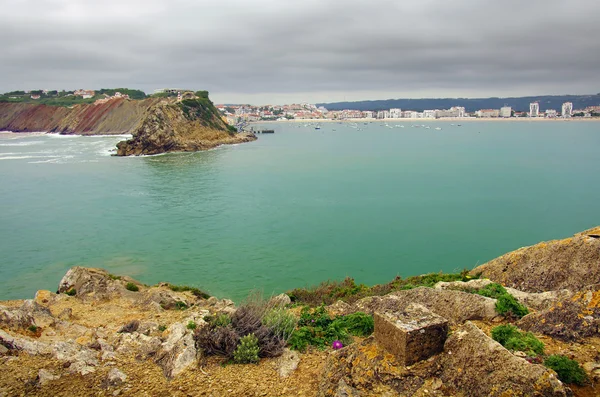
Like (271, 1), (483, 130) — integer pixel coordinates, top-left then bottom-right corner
(45, 133), (82, 138)
(0, 140), (45, 147)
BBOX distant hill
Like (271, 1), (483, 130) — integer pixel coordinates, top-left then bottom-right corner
(318, 94), (600, 112)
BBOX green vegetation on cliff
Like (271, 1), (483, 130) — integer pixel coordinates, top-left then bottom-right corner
(287, 270), (476, 306)
(0, 88), (146, 106)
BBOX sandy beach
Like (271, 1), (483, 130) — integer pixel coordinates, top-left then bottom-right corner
(255, 117), (600, 123)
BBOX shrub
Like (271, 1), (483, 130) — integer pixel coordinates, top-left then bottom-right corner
(544, 355), (587, 385)
(474, 283), (507, 299)
(65, 288), (76, 296)
(195, 292), (286, 359)
(233, 334), (260, 364)
(125, 282), (139, 292)
(175, 301), (188, 310)
(289, 306), (371, 352)
(158, 325), (167, 332)
(195, 325), (240, 357)
(168, 284), (210, 299)
(262, 308), (297, 340)
(118, 320), (140, 334)
(491, 324), (520, 345)
(496, 294), (529, 318)
(28, 325), (38, 333)
(287, 271), (476, 306)
(187, 321), (197, 330)
(491, 324), (544, 356)
(204, 314), (231, 327)
(331, 312), (374, 337)
(108, 274), (121, 280)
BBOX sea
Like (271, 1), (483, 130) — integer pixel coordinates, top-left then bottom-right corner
(1, 121), (599, 302)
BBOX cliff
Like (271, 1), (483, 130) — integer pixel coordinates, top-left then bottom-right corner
(0, 93), (256, 155)
(0, 98), (159, 135)
(471, 226), (600, 292)
(115, 97), (256, 156)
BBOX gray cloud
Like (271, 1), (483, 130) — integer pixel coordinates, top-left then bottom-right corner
(0, 0), (598, 104)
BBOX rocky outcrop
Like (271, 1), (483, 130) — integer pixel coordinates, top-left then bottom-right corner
(0, 98), (159, 135)
(441, 322), (569, 396)
(518, 286), (600, 341)
(345, 287), (497, 324)
(58, 266), (142, 300)
(115, 99), (256, 156)
(434, 279), (573, 311)
(471, 226), (600, 292)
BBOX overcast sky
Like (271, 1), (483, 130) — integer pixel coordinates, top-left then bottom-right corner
(1, 0), (599, 104)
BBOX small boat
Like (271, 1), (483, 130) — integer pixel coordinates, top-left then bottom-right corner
(435, 127), (442, 131)
(315, 126), (321, 130)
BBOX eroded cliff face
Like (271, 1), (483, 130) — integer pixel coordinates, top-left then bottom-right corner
(471, 227), (600, 292)
(115, 99), (256, 156)
(0, 99), (160, 135)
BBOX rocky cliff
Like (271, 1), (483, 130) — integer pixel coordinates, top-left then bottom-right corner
(0, 99), (159, 135)
(115, 97), (256, 156)
(0, 93), (256, 155)
(471, 226), (600, 292)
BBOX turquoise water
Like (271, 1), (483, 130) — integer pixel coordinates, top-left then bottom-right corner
(1, 121), (599, 301)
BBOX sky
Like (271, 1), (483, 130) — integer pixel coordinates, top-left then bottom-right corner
(1, 0), (599, 105)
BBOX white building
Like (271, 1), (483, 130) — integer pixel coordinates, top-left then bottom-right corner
(561, 102), (573, 118)
(363, 111), (374, 119)
(423, 110), (436, 118)
(389, 108), (402, 118)
(545, 109), (558, 118)
(529, 102), (540, 117)
(500, 106), (512, 118)
(377, 110), (390, 119)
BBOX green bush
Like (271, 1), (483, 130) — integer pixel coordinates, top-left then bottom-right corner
(168, 284), (210, 299)
(158, 325), (167, 332)
(28, 325), (38, 333)
(187, 321), (197, 330)
(175, 301), (188, 310)
(65, 288), (76, 296)
(474, 283), (507, 299)
(233, 333), (260, 364)
(289, 306), (371, 351)
(125, 282), (139, 292)
(491, 324), (520, 345)
(262, 308), (297, 339)
(331, 312), (374, 337)
(496, 294), (529, 318)
(491, 324), (544, 356)
(204, 313), (231, 327)
(544, 355), (587, 385)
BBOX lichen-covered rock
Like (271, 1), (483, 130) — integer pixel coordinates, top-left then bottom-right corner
(518, 287), (600, 341)
(471, 226), (600, 292)
(57, 267), (138, 300)
(37, 369), (60, 386)
(434, 279), (573, 311)
(349, 287), (497, 324)
(318, 337), (444, 397)
(154, 322), (199, 378)
(106, 368), (127, 387)
(441, 322), (569, 396)
(374, 304), (448, 366)
(275, 348), (300, 378)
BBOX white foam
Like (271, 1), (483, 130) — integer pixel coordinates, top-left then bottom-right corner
(45, 133), (82, 138)
(0, 141), (45, 147)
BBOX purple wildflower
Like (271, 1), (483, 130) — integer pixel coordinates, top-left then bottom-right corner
(332, 340), (343, 350)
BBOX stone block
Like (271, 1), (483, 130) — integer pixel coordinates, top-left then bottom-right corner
(374, 303), (448, 366)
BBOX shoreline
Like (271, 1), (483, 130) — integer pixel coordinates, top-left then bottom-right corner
(252, 117), (600, 123)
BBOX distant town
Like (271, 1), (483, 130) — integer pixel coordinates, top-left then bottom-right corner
(2, 88), (599, 124)
(217, 101), (600, 124)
